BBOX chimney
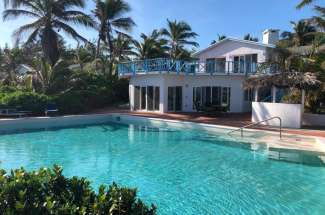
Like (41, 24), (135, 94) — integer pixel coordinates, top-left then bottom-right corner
(262, 29), (279, 45)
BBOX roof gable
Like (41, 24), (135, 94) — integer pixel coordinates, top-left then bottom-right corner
(193, 37), (275, 57)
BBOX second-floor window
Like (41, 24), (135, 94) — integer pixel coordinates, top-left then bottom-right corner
(206, 58), (226, 73)
(233, 54), (257, 73)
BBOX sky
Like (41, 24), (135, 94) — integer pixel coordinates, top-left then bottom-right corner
(0, 0), (319, 50)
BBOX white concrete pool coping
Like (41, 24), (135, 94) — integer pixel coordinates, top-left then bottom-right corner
(0, 113), (324, 155)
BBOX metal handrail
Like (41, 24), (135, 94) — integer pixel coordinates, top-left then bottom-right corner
(228, 116), (282, 139)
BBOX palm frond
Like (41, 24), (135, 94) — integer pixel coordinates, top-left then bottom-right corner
(59, 10), (95, 27)
(3, 9), (41, 21)
(53, 20), (88, 42)
(12, 19), (43, 45)
(296, 0), (314, 9)
(111, 17), (135, 31)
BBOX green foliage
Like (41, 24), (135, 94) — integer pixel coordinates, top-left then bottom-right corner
(55, 72), (129, 114)
(0, 91), (50, 113)
(0, 165), (156, 215)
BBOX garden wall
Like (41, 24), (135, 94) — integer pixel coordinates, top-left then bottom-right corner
(252, 102), (302, 128)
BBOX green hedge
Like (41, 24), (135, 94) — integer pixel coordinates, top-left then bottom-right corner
(0, 91), (50, 114)
(0, 165), (156, 215)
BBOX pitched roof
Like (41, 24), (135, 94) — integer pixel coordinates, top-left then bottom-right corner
(193, 37), (276, 57)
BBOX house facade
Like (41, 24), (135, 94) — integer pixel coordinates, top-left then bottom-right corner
(118, 29), (279, 113)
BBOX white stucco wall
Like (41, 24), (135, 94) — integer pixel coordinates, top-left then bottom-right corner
(195, 40), (269, 63)
(252, 102), (302, 128)
(130, 74), (249, 113)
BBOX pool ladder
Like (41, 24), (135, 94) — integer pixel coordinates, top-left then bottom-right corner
(227, 116), (282, 139)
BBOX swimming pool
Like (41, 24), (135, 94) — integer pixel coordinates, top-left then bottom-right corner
(0, 116), (325, 214)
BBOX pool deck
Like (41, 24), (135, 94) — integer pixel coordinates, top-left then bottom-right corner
(90, 109), (325, 156)
(92, 109), (325, 138)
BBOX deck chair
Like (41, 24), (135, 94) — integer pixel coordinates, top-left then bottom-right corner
(45, 104), (59, 116)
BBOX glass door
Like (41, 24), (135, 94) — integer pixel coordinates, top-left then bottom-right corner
(154, 87), (160, 111)
(140, 87), (146, 110)
(168, 86), (182, 112)
(147, 86), (154, 111)
(134, 86), (140, 110)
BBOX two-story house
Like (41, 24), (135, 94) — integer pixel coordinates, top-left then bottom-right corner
(118, 29), (280, 113)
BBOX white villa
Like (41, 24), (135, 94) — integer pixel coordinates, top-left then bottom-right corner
(119, 29), (280, 114)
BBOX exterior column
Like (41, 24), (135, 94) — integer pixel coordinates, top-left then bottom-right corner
(272, 86), (276, 103)
(129, 85), (134, 111)
(254, 87), (259, 102)
(301, 89), (305, 113)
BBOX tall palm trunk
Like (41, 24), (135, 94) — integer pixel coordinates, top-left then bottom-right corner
(107, 24), (114, 77)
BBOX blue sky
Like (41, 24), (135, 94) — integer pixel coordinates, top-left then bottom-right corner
(0, 0), (318, 49)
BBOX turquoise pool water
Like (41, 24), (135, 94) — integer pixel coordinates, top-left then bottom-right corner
(0, 120), (325, 214)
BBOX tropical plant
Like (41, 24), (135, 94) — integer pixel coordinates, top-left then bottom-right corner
(93, 0), (135, 59)
(313, 6), (325, 30)
(2, 0), (94, 66)
(161, 19), (198, 59)
(243, 33), (259, 42)
(31, 58), (73, 94)
(0, 47), (24, 85)
(0, 165), (156, 214)
(112, 33), (137, 62)
(281, 20), (317, 46)
(134, 30), (168, 59)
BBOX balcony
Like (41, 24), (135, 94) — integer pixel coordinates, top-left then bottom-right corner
(118, 58), (278, 76)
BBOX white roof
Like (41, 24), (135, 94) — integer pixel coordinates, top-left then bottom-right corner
(193, 37), (276, 57)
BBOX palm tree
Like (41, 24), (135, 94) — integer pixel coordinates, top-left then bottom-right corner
(93, 0), (135, 59)
(161, 19), (198, 59)
(0, 47), (24, 85)
(133, 30), (168, 60)
(2, 0), (94, 66)
(281, 20), (317, 46)
(243, 34), (259, 42)
(296, 0), (315, 9)
(211, 34), (227, 45)
(112, 33), (136, 62)
(313, 6), (325, 30)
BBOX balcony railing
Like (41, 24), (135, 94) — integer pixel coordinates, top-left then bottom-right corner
(118, 58), (278, 76)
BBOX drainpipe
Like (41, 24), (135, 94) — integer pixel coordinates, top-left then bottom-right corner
(272, 86), (276, 103)
(301, 89), (305, 113)
(254, 87), (259, 102)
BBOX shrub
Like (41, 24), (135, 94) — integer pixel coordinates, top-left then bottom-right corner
(0, 165), (156, 215)
(0, 91), (50, 114)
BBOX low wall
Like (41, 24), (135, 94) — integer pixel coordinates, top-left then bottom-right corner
(303, 113), (325, 127)
(252, 102), (302, 128)
(0, 114), (114, 133)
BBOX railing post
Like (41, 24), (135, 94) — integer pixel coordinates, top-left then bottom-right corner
(279, 117), (282, 139)
(132, 63), (136, 76)
(241, 128), (243, 138)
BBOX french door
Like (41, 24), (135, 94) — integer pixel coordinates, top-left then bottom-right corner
(168, 86), (182, 112)
(134, 86), (160, 111)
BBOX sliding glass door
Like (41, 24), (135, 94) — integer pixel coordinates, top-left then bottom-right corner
(193, 86), (231, 111)
(234, 54), (258, 73)
(141, 87), (147, 110)
(134, 86), (140, 110)
(134, 86), (160, 111)
(168, 86), (182, 112)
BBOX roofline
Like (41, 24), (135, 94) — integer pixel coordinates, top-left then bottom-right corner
(193, 37), (276, 57)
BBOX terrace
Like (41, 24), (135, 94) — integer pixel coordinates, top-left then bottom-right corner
(118, 58), (279, 76)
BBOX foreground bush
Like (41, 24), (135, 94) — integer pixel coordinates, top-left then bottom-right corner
(0, 165), (156, 215)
